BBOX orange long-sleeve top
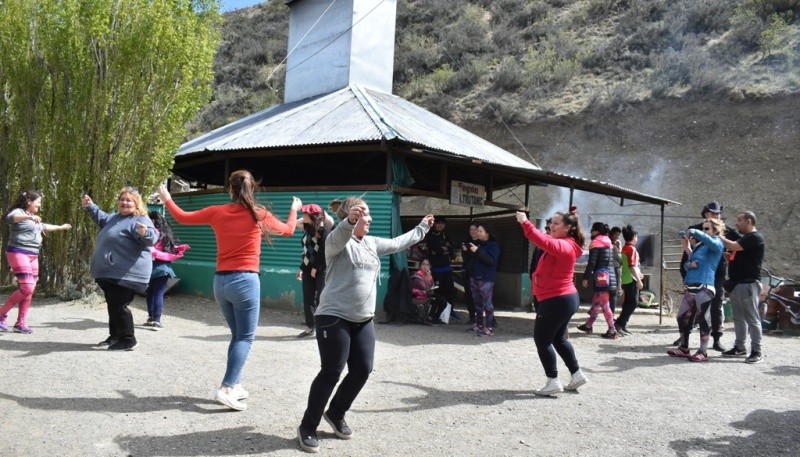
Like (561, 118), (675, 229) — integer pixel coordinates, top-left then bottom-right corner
(164, 199), (297, 273)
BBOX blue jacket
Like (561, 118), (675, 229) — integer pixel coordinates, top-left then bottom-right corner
(470, 239), (500, 282)
(86, 204), (157, 285)
(683, 228), (723, 287)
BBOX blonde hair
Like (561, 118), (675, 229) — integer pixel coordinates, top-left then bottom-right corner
(118, 187), (148, 217)
(704, 218), (726, 235)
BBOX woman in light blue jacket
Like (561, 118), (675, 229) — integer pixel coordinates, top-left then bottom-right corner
(667, 218), (725, 362)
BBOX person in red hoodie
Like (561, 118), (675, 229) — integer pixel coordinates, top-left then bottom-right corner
(517, 207), (588, 396)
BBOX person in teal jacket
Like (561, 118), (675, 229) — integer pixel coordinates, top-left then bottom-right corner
(667, 218), (725, 362)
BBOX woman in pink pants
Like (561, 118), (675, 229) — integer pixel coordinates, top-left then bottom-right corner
(1, 190), (72, 333)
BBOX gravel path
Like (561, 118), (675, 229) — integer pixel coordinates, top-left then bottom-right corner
(1, 293), (798, 456)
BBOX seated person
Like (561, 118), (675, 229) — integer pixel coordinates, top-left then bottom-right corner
(411, 258), (447, 324)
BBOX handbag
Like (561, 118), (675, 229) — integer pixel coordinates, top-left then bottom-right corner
(594, 267), (610, 288)
(439, 302), (452, 324)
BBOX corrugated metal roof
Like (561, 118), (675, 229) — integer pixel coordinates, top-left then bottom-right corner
(178, 85), (538, 171)
(178, 85), (678, 206)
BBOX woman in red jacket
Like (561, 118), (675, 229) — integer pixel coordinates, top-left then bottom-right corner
(517, 207), (588, 396)
(158, 170), (301, 411)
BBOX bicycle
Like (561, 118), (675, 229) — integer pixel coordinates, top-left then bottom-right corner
(760, 268), (800, 327)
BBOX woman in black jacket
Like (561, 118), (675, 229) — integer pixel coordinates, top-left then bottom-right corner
(577, 222), (619, 339)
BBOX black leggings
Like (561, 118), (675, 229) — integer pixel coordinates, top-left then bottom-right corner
(534, 293), (580, 378)
(301, 315), (375, 429)
(301, 269), (326, 328)
(96, 279), (137, 345)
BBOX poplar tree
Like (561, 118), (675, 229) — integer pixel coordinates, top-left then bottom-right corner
(0, 0), (221, 295)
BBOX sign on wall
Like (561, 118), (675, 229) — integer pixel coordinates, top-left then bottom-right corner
(450, 180), (486, 207)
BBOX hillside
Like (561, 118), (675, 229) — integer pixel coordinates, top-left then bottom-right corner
(187, 0), (800, 276)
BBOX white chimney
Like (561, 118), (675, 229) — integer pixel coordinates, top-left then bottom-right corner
(283, 0), (397, 103)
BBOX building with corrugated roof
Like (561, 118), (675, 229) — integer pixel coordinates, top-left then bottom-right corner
(167, 0), (678, 311)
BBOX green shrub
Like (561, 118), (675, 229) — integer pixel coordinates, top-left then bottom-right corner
(480, 97), (524, 124)
(492, 56), (525, 91)
(759, 14), (791, 56)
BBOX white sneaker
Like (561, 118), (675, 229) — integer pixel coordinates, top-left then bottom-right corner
(233, 386), (249, 400)
(564, 369), (588, 391)
(214, 389), (247, 411)
(534, 377), (563, 397)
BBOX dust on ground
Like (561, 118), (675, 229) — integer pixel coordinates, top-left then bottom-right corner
(1, 293), (798, 456)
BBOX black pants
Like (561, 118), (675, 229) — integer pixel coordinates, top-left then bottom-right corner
(615, 282), (639, 329)
(301, 269), (326, 328)
(431, 270), (455, 308)
(96, 279), (137, 345)
(534, 293), (580, 378)
(301, 315), (375, 430)
(710, 276), (725, 339)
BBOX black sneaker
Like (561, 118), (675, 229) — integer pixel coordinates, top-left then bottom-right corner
(108, 340), (138, 351)
(745, 352), (763, 364)
(616, 325), (631, 336)
(671, 337), (681, 346)
(722, 347), (747, 357)
(324, 411), (353, 440)
(577, 324), (593, 334)
(97, 337), (117, 346)
(297, 425), (320, 453)
(712, 340), (727, 352)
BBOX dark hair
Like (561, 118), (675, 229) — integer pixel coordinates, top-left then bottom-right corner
(9, 189), (43, 214)
(622, 224), (638, 242)
(149, 212), (181, 254)
(305, 212), (326, 236)
(555, 206), (585, 247)
(228, 170), (271, 243)
(475, 222), (496, 241)
(740, 211), (756, 225)
(590, 222), (610, 236)
(610, 226), (622, 235)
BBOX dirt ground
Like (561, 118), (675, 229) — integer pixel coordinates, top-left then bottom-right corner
(1, 292), (799, 457)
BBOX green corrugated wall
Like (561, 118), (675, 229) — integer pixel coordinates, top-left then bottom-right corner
(167, 190), (394, 310)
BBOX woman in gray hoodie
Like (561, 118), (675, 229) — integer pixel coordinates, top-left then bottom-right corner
(297, 197), (433, 453)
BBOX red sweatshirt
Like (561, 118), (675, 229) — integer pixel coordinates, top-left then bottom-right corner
(521, 220), (584, 301)
(165, 199), (297, 272)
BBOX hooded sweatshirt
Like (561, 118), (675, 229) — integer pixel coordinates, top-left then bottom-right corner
(521, 220), (584, 301)
(316, 218), (430, 322)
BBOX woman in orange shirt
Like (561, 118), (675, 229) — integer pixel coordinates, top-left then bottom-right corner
(158, 170), (301, 411)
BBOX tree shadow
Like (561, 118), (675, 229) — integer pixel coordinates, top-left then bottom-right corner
(355, 380), (544, 414)
(0, 390), (224, 415)
(670, 409), (800, 456)
(0, 338), (98, 357)
(38, 317), (107, 331)
(114, 426), (295, 456)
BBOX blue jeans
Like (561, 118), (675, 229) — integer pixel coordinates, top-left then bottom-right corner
(214, 272), (260, 387)
(146, 275), (170, 322)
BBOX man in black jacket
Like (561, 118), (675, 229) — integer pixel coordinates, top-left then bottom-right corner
(425, 216), (456, 319)
(677, 202), (741, 351)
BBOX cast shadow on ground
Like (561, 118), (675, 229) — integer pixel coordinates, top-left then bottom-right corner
(38, 317), (107, 331)
(0, 390), (226, 415)
(355, 380), (554, 414)
(0, 338), (98, 357)
(590, 342), (707, 373)
(114, 426), (294, 456)
(767, 365), (800, 377)
(670, 409), (800, 457)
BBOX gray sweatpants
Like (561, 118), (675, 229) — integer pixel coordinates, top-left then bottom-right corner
(729, 282), (763, 354)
